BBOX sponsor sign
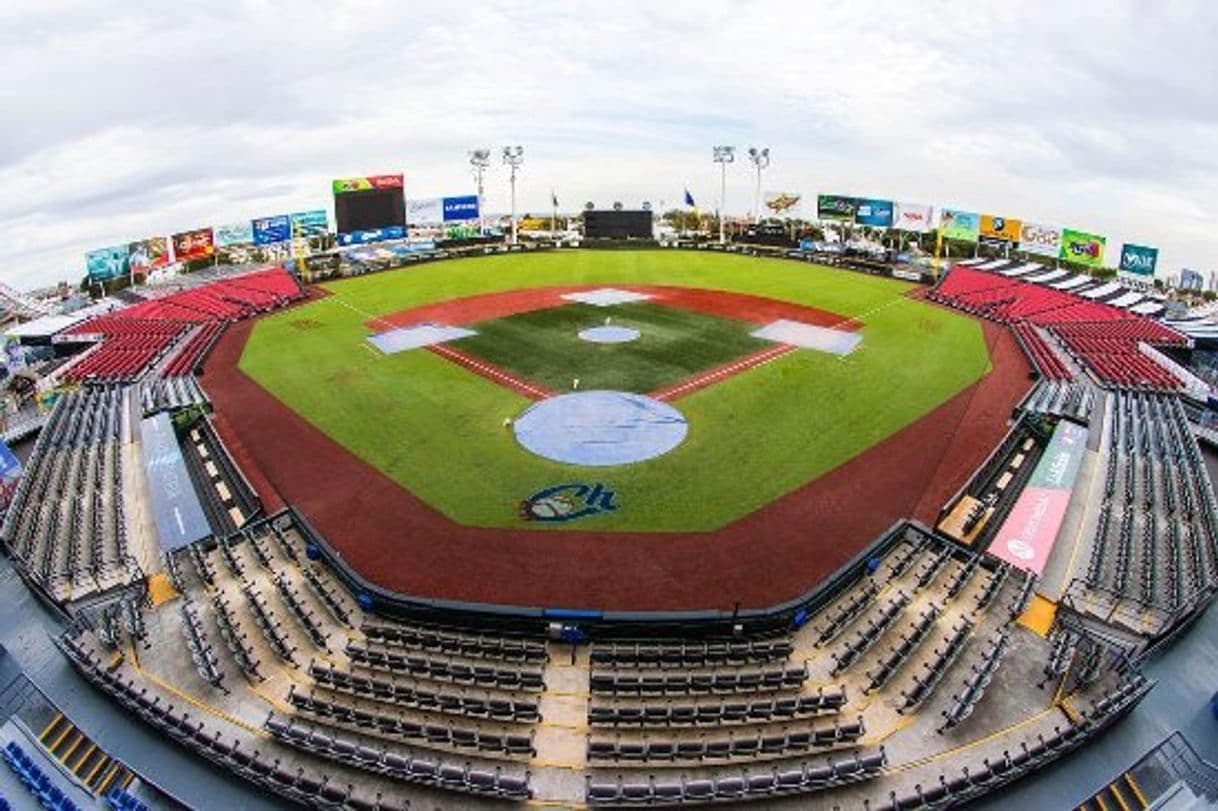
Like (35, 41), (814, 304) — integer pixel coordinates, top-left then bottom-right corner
(979, 214), (1022, 244)
(407, 197), (443, 226)
(252, 214), (291, 245)
(853, 198), (894, 228)
(892, 268), (924, 282)
(290, 210), (329, 238)
(1059, 228), (1106, 268)
(938, 209), (980, 242)
(0, 439), (22, 522)
(763, 191), (802, 216)
(1018, 222), (1062, 258)
(214, 221), (254, 247)
(332, 174), (404, 195)
(817, 194), (857, 221)
(85, 245), (131, 281)
(798, 238), (817, 252)
(337, 225), (406, 246)
(171, 227), (215, 261)
(989, 421), (1088, 575)
(892, 202), (934, 232)
(127, 237), (170, 272)
(1180, 268), (1205, 291)
(520, 482), (618, 522)
(442, 194), (480, 222)
(1119, 243), (1159, 276)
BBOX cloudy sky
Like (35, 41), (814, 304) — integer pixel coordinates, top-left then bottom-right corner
(2, 0), (1216, 289)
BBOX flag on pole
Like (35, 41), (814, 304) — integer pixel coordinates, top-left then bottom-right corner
(684, 188), (696, 208)
(551, 190), (559, 208)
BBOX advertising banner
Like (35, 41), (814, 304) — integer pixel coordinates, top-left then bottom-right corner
(171, 228), (215, 261)
(1018, 222), (1062, 258)
(214, 221), (254, 247)
(85, 245), (131, 281)
(1180, 268), (1205, 291)
(252, 214), (291, 245)
(332, 174), (404, 195)
(1119, 243), (1159, 276)
(442, 195), (480, 222)
(989, 420), (1088, 575)
(337, 225), (406, 246)
(853, 198), (894, 228)
(290, 210), (329, 238)
(939, 209), (980, 242)
(892, 202), (934, 232)
(0, 440), (21, 522)
(1059, 228), (1106, 268)
(127, 237), (170, 272)
(407, 197), (443, 226)
(763, 191), (802, 217)
(817, 195), (857, 221)
(979, 214), (1022, 244)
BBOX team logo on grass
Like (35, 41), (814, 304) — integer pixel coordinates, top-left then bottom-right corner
(520, 483), (618, 522)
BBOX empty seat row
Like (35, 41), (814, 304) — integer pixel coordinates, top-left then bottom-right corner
(588, 686), (846, 727)
(346, 642), (544, 691)
(939, 630), (1009, 732)
(587, 716), (865, 763)
(362, 621), (547, 663)
(586, 748), (886, 805)
(309, 661), (540, 723)
(264, 714), (530, 800)
(590, 664), (808, 696)
(813, 581), (878, 646)
(590, 637), (793, 668)
(899, 618), (973, 711)
(831, 593), (910, 674)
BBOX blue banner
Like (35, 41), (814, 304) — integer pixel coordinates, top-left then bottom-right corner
(85, 245), (131, 281)
(1180, 268), (1205, 291)
(442, 195), (480, 222)
(853, 198), (894, 227)
(1119, 243), (1159, 276)
(338, 225), (405, 246)
(290, 210), (329, 238)
(252, 214), (291, 245)
(0, 439), (21, 520)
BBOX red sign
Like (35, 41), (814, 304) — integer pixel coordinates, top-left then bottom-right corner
(367, 174), (403, 189)
(172, 228), (215, 261)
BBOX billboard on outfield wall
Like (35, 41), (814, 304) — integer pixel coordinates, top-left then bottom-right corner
(1018, 222), (1062, 258)
(407, 197), (444, 226)
(979, 214), (1022, 244)
(763, 191), (802, 217)
(214, 222), (254, 247)
(817, 195), (857, 221)
(989, 420), (1088, 575)
(853, 198), (894, 227)
(939, 209), (980, 242)
(1059, 228), (1106, 268)
(442, 195), (480, 222)
(1180, 268), (1205, 291)
(1119, 243), (1159, 276)
(127, 237), (170, 272)
(337, 226), (406, 246)
(252, 215), (290, 245)
(85, 245), (131, 281)
(290, 210), (329, 238)
(332, 174), (404, 194)
(171, 228), (215, 261)
(892, 202), (934, 232)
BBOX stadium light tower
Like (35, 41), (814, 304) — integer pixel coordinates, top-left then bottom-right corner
(712, 146), (735, 244)
(469, 148), (491, 234)
(747, 147), (770, 224)
(502, 146), (524, 245)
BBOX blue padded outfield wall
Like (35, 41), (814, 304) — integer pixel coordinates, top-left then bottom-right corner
(141, 414), (211, 550)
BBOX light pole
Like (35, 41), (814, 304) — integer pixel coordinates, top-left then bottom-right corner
(712, 146), (735, 244)
(747, 147), (770, 224)
(502, 146), (524, 245)
(469, 148), (490, 234)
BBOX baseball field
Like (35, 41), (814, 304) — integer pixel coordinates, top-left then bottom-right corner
(236, 250), (991, 533)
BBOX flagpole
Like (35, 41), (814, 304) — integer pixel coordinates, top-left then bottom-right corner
(551, 190), (557, 242)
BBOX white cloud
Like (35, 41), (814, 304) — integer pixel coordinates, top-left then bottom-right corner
(2, 0), (1217, 288)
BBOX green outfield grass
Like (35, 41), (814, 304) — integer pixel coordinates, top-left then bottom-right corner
(458, 301), (772, 393)
(240, 250), (991, 531)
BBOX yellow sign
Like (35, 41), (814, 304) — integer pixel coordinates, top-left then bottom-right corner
(979, 214), (1022, 242)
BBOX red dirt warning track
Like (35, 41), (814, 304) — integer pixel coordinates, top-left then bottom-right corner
(205, 294), (1028, 612)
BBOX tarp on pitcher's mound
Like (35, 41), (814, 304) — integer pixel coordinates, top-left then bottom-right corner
(513, 390), (688, 466)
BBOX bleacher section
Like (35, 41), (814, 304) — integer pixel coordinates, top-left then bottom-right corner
(931, 266), (1187, 390)
(0, 385), (134, 602)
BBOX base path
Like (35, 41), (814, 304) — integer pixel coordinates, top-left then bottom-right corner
(206, 300), (1029, 612)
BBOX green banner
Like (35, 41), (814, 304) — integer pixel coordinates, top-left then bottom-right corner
(939, 209), (980, 242)
(1059, 228), (1106, 268)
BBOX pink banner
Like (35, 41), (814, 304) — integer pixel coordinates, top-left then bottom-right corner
(988, 486), (1072, 575)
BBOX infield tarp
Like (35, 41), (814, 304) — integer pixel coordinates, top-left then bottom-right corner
(141, 413), (211, 550)
(988, 420), (1088, 574)
(368, 324), (476, 354)
(514, 391), (688, 467)
(751, 320), (862, 356)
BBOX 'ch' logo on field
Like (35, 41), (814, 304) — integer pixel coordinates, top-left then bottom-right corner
(520, 483), (618, 522)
